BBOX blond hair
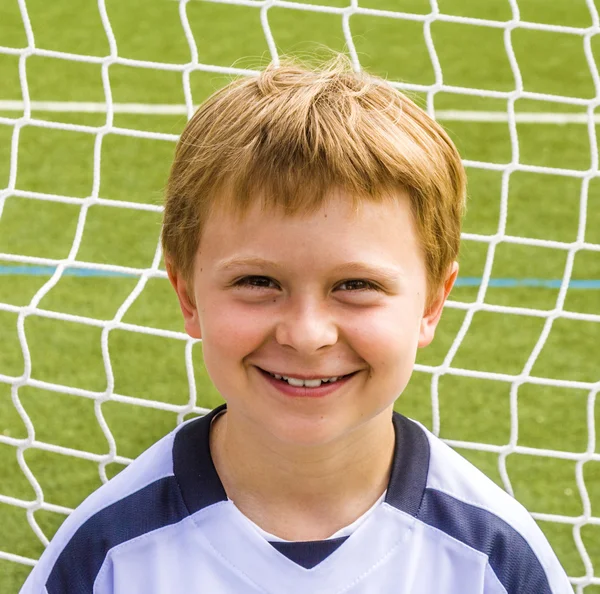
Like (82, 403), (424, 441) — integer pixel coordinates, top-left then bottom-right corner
(162, 55), (466, 307)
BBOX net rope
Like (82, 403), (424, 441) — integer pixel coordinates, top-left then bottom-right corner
(0, 0), (599, 590)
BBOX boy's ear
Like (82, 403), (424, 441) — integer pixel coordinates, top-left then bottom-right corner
(166, 259), (202, 340)
(418, 261), (458, 349)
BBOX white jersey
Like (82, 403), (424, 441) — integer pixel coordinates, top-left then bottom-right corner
(20, 405), (573, 594)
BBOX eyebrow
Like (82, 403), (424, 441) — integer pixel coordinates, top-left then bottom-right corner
(216, 256), (401, 283)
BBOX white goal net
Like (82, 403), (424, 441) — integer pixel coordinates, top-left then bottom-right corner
(0, 0), (599, 592)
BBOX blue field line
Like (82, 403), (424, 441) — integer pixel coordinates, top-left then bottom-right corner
(456, 277), (600, 289)
(0, 265), (137, 278)
(0, 265), (599, 289)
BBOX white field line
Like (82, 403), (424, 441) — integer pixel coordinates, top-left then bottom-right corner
(0, 101), (599, 124)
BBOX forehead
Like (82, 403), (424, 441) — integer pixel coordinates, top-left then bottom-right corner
(198, 190), (424, 273)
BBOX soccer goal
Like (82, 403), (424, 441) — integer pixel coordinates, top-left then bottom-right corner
(0, 0), (598, 592)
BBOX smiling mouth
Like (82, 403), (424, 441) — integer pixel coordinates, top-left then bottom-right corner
(256, 367), (358, 387)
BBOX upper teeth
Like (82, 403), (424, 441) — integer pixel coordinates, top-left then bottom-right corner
(269, 372), (342, 387)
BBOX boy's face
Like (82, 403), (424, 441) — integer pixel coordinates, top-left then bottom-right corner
(169, 189), (456, 447)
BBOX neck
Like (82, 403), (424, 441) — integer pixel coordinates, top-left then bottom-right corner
(210, 407), (396, 541)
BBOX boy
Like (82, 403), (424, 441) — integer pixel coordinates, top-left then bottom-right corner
(20, 56), (572, 593)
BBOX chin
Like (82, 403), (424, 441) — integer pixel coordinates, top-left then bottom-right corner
(260, 408), (368, 448)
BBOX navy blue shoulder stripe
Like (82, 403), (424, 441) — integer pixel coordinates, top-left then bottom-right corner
(418, 488), (552, 594)
(46, 476), (188, 594)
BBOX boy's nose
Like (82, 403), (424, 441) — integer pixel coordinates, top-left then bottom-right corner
(274, 301), (339, 353)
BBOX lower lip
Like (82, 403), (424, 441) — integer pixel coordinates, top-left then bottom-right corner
(256, 367), (358, 398)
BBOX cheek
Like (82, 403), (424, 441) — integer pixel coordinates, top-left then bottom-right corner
(200, 301), (266, 364)
(357, 304), (422, 354)
(358, 306), (422, 389)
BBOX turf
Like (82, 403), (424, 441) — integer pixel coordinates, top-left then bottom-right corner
(1, 0), (599, 591)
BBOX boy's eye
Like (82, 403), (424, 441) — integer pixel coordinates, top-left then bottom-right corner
(235, 276), (277, 290)
(337, 279), (379, 292)
(234, 276), (380, 292)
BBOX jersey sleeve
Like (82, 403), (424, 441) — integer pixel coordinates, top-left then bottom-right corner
(18, 509), (115, 594)
(19, 428), (183, 594)
(421, 425), (575, 594)
(482, 537), (574, 594)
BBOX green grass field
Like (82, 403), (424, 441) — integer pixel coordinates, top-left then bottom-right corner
(1, 0), (600, 591)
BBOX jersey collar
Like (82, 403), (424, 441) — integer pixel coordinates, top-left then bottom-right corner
(173, 404), (228, 514)
(173, 404), (430, 518)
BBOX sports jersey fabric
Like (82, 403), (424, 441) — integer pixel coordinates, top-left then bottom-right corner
(243, 489), (386, 543)
(20, 404), (573, 594)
